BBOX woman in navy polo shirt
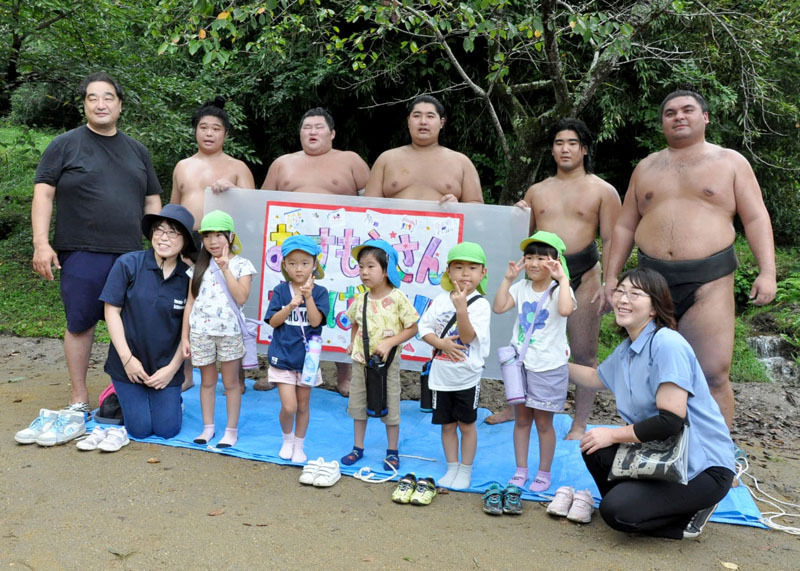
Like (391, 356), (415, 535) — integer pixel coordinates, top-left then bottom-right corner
(568, 268), (735, 539)
(99, 204), (196, 439)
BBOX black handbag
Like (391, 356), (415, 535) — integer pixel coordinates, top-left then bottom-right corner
(361, 293), (396, 418)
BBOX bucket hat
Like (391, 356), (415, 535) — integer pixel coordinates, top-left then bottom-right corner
(519, 231), (570, 281)
(141, 204), (196, 253)
(441, 241), (489, 294)
(351, 239), (403, 288)
(280, 235), (325, 280)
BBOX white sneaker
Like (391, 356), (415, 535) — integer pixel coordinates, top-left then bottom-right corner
(299, 457), (324, 485)
(15, 409), (59, 444)
(35, 411), (86, 446)
(313, 460), (342, 487)
(76, 426), (107, 451)
(98, 426), (130, 452)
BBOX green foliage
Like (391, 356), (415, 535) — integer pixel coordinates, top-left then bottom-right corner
(731, 319), (770, 383)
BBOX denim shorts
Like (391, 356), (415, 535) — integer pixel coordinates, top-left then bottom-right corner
(58, 251), (119, 333)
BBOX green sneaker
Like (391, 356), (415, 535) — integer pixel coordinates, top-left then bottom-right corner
(482, 483), (504, 515)
(392, 473), (417, 504)
(410, 477), (437, 506)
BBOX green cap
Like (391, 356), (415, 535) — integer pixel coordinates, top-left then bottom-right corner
(199, 210), (243, 255)
(519, 231), (570, 281)
(441, 241), (489, 294)
(199, 210), (234, 233)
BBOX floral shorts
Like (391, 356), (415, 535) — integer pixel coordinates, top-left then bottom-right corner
(190, 331), (244, 367)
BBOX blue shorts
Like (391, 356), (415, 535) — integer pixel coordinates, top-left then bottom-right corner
(58, 250), (119, 333)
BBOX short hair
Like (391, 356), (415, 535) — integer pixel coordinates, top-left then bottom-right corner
(616, 267), (678, 331)
(523, 242), (558, 259)
(192, 96), (230, 132)
(408, 95), (446, 119)
(659, 89), (709, 117)
(299, 107), (335, 131)
(548, 118), (594, 174)
(78, 72), (123, 101)
(356, 246), (388, 271)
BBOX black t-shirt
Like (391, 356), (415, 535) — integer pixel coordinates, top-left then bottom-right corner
(34, 126), (162, 254)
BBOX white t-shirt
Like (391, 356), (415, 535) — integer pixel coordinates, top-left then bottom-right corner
(417, 292), (491, 391)
(187, 255), (257, 336)
(508, 279), (576, 372)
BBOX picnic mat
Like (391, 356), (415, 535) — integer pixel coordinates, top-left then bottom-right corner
(101, 371), (764, 528)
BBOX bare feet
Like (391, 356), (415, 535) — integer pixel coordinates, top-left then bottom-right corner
(484, 407), (514, 425)
(181, 377), (195, 392)
(565, 426), (587, 440)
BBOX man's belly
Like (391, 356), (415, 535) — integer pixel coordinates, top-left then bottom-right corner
(634, 212), (735, 260)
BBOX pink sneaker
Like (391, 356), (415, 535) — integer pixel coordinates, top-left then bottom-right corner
(567, 489), (595, 523)
(546, 486), (574, 517)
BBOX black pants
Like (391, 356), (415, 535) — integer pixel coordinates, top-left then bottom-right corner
(582, 445), (734, 539)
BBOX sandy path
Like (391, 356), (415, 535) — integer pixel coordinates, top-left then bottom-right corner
(1, 336), (798, 570)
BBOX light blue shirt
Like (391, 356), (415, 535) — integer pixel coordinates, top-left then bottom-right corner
(597, 320), (734, 479)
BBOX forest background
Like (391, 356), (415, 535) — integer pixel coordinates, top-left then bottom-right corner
(1, 0), (798, 375)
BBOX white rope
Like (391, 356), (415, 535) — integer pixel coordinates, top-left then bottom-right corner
(735, 452), (800, 535)
(353, 454), (437, 484)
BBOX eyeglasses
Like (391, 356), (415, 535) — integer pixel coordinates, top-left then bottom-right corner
(153, 227), (181, 240)
(611, 288), (650, 301)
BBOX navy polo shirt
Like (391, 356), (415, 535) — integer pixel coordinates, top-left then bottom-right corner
(264, 281), (330, 371)
(100, 249), (190, 387)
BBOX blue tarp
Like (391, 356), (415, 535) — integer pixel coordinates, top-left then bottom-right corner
(99, 372), (765, 528)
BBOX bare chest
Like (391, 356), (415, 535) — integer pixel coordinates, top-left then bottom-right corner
(636, 155), (736, 214)
(383, 152), (463, 197)
(278, 155), (356, 194)
(531, 185), (601, 224)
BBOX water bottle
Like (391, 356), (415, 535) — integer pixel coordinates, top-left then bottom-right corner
(497, 345), (526, 405)
(301, 335), (322, 386)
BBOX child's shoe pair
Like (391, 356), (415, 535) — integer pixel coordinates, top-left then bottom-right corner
(546, 486), (594, 523)
(392, 473), (437, 506)
(482, 483), (523, 515)
(298, 457), (341, 487)
(76, 425), (130, 452)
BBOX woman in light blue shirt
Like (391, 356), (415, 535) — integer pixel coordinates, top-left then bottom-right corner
(570, 268), (735, 539)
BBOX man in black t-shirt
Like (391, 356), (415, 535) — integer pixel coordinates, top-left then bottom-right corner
(31, 72), (162, 413)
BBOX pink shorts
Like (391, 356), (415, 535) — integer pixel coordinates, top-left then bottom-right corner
(267, 366), (322, 387)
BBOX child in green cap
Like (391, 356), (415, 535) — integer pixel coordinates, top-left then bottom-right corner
(418, 241), (491, 490)
(493, 231), (576, 493)
(181, 210), (256, 448)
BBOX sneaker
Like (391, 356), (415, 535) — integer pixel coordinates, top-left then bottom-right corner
(299, 457), (324, 485)
(14, 409), (59, 444)
(313, 460), (342, 488)
(566, 489), (595, 524)
(482, 483), (504, 516)
(391, 473), (417, 504)
(502, 484), (523, 515)
(97, 426), (130, 452)
(410, 477), (437, 506)
(76, 426), (107, 451)
(546, 486), (574, 517)
(684, 503), (718, 539)
(35, 411), (86, 446)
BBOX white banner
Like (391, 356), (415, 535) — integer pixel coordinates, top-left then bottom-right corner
(206, 189), (530, 379)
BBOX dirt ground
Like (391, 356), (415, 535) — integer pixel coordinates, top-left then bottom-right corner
(1, 335), (798, 570)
